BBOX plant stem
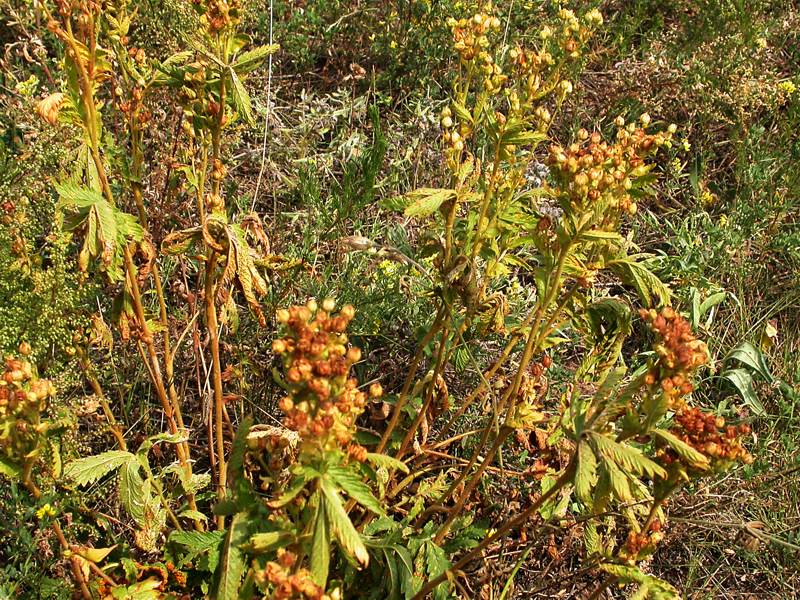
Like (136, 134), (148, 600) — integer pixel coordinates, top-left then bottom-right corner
(413, 457), (576, 600)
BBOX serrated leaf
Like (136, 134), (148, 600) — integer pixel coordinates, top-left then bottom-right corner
(233, 44), (280, 74)
(603, 459), (633, 502)
(575, 442), (598, 503)
(320, 478), (369, 567)
(228, 69), (253, 125)
(64, 450), (133, 486)
(589, 433), (666, 479)
(212, 512), (248, 600)
(403, 188), (456, 218)
(118, 458), (148, 526)
(170, 530), (224, 571)
(364, 452), (410, 475)
(309, 495), (331, 586)
(609, 256), (670, 307)
(327, 465), (385, 516)
(652, 429), (709, 469)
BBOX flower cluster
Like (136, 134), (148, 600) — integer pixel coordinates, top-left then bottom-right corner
(445, 11), (501, 63)
(548, 116), (676, 218)
(191, 0), (242, 33)
(273, 301), (382, 462)
(258, 549), (330, 600)
(0, 350), (56, 468)
(663, 407), (753, 469)
(640, 308), (708, 409)
(622, 519), (664, 562)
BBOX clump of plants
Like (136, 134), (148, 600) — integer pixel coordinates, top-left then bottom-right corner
(0, 2), (759, 599)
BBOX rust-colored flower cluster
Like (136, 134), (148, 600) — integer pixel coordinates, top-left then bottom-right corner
(623, 519), (664, 562)
(548, 117), (676, 217)
(273, 300), (381, 461)
(0, 351), (56, 467)
(639, 307), (708, 409)
(192, 0), (242, 33)
(259, 549), (330, 600)
(663, 407), (753, 469)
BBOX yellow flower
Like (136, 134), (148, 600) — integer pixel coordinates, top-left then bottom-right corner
(36, 503), (56, 519)
(389, 40), (397, 49)
(718, 214), (728, 227)
(778, 80), (796, 96)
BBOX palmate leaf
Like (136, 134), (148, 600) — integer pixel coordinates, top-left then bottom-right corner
(320, 478), (370, 568)
(55, 182), (144, 282)
(588, 432), (666, 480)
(608, 254), (671, 307)
(64, 450), (133, 486)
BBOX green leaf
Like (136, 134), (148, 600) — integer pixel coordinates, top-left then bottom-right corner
(603, 459), (633, 502)
(212, 512), (249, 600)
(364, 452), (410, 475)
(229, 70), (253, 125)
(227, 417), (252, 480)
(589, 433), (666, 479)
(652, 429), (709, 469)
(320, 478), (370, 567)
(327, 465), (385, 516)
(722, 368), (766, 416)
(609, 256), (670, 307)
(599, 563), (680, 599)
(724, 341), (774, 384)
(233, 44), (280, 74)
(169, 530), (224, 571)
(0, 457), (21, 479)
(110, 577), (163, 599)
(268, 472), (308, 508)
(64, 450), (133, 486)
(309, 495), (330, 586)
(118, 458), (148, 526)
(575, 442), (598, 503)
(403, 188), (456, 218)
(179, 509), (209, 522)
(247, 530), (291, 553)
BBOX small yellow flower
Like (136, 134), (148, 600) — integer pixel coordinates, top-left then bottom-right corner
(682, 139), (691, 152)
(36, 503), (56, 519)
(778, 80), (796, 96)
(756, 37), (767, 49)
(718, 214), (728, 227)
(389, 40), (397, 49)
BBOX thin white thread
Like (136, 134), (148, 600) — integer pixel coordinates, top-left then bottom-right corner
(252, 0), (274, 213)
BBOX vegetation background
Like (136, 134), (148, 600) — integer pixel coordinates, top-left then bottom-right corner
(0, 0), (797, 598)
